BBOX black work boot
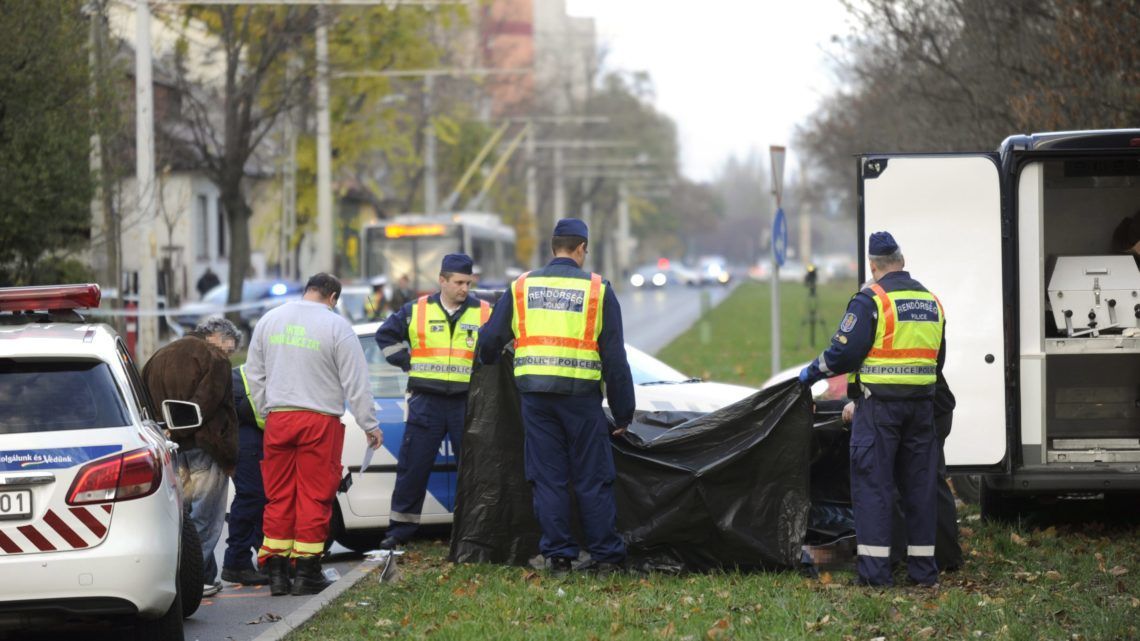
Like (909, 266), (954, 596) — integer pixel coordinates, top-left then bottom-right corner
(291, 555), (332, 595)
(266, 556), (292, 596)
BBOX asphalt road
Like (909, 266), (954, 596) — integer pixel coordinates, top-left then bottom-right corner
(182, 283), (737, 641)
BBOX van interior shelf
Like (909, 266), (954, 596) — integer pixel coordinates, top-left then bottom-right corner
(1044, 337), (1140, 354)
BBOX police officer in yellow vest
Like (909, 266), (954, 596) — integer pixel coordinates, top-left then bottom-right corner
(476, 218), (636, 576)
(374, 253), (489, 549)
(799, 231), (946, 587)
(220, 365), (269, 586)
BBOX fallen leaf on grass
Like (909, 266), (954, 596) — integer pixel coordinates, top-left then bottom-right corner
(707, 618), (730, 639)
(1108, 565), (1129, 577)
(657, 622), (676, 638)
(959, 526), (975, 537)
(1131, 597), (1140, 608)
(1045, 570), (1062, 581)
(806, 615), (832, 632)
(400, 614), (411, 626)
(1010, 532), (1028, 546)
(916, 627), (935, 638)
(376, 618), (395, 627)
(522, 570), (540, 584)
(819, 572), (833, 586)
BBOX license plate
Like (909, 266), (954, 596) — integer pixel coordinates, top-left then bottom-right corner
(0, 490), (31, 520)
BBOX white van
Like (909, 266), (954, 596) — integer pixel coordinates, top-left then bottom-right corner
(857, 129), (1140, 520)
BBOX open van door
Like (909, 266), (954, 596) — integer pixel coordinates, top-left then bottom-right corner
(860, 154), (1007, 468)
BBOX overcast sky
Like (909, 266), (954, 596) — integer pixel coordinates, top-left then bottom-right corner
(566, 0), (853, 183)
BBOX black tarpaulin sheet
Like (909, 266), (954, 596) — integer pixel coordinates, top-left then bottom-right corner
(450, 358), (815, 572)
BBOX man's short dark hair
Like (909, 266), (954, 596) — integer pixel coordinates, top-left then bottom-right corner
(305, 272), (342, 299)
(551, 235), (587, 255)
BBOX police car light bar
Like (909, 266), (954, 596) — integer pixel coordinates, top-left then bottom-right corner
(0, 284), (101, 312)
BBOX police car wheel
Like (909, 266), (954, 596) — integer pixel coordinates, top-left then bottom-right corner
(132, 579), (185, 641)
(179, 513), (205, 618)
(329, 502), (384, 553)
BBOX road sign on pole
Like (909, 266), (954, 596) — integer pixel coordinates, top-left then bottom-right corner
(770, 145), (786, 207)
(773, 208), (788, 268)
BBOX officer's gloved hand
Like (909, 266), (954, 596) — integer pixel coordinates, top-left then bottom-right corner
(797, 366), (812, 385)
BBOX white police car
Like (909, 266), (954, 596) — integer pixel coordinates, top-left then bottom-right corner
(327, 322), (757, 550)
(0, 285), (203, 640)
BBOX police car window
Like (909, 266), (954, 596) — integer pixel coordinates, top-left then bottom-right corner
(0, 359), (131, 433)
(358, 335), (409, 397)
(117, 340), (158, 421)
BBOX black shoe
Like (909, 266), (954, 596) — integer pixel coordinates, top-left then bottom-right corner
(291, 556), (332, 595)
(221, 566), (270, 586)
(575, 558), (625, 577)
(266, 556), (291, 596)
(378, 536), (403, 551)
(549, 557), (573, 578)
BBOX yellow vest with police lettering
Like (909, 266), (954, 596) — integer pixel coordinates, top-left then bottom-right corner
(407, 296), (490, 393)
(510, 270), (605, 394)
(848, 283), (944, 396)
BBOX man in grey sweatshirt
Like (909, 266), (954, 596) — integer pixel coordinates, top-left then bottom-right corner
(244, 273), (382, 596)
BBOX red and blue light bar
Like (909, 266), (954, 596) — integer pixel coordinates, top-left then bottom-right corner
(0, 284), (102, 312)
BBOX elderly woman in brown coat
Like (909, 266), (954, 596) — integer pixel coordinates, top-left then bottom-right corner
(143, 317), (241, 597)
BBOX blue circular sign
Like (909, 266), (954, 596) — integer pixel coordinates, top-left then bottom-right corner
(772, 208), (788, 267)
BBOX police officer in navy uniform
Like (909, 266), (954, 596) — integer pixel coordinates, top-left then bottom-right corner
(799, 231), (946, 587)
(374, 254), (489, 549)
(220, 365), (269, 585)
(476, 218), (635, 576)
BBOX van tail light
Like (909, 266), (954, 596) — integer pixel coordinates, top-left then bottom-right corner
(67, 447), (162, 505)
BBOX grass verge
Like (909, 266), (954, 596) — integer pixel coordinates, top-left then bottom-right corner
(656, 280), (857, 386)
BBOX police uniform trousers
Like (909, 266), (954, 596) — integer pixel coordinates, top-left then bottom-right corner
(521, 391), (626, 563)
(258, 411), (344, 563)
(387, 392), (466, 542)
(850, 395), (939, 586)
(889, 411), (963, 572)
(224, 422), (266, 573)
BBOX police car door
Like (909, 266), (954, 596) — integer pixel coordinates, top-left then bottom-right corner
(860, 154), (1007, 468)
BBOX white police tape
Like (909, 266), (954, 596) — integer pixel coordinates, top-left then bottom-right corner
(80, 296), (301, 318)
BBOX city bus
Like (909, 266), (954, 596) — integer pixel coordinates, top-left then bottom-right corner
(361, 212), (518, 293)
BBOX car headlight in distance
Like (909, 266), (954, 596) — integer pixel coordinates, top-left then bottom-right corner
(270, 283), (289, 296)
(651, 273), (667, 287)
(630, 274), (645, 287)
(717, 272), (730, 283)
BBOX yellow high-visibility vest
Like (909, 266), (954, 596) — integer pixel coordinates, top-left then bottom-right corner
(407, 295), (490, 393)
(238, 364), (266, 430)
(848, 283), (944, 395)
(510, 270), (605, 394)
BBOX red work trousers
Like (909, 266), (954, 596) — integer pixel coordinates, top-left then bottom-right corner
(258, 411), (344, 562)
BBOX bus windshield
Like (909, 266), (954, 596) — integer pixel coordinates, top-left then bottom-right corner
(369, 234), (458, 293)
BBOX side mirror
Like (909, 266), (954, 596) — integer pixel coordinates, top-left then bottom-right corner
(162, 400), (203, 431)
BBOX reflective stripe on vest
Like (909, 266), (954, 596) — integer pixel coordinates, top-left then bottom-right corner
(407, 296), (490, 385)
(511, 271), (604, 383)
(847, 283), (943, 389)
(238, 364), (266, 430)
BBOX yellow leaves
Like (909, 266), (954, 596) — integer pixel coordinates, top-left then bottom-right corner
(1045, 570), (1063, 581)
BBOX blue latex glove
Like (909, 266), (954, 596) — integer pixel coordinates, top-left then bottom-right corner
(798, 366), (812, 384)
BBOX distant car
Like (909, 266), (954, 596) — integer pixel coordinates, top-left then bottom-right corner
(697, 256), (732, 286)
(630, 261), (699, 288)
(173, 279), (303, 332)
(0, 284), (203, 640)
(327, 327), (757, 551)
(336, 284), (375, 324)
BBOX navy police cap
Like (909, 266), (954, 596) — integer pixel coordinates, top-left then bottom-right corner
(868, 231), (899, 257)
(441, 253), (473, 275)
(553, 217), (588, 240)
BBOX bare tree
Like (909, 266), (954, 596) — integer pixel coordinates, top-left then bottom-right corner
(170, 6), (316, 313)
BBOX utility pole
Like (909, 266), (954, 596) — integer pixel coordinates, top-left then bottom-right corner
(134, 0), (159, 363)
(525, 124), (537, 268)
(423, 75), (437, 214)
(770, 145), (787, 377)
(314, 10), (333, 273)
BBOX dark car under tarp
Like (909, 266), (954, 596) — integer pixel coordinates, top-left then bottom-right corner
(449, 357), (856, 573)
